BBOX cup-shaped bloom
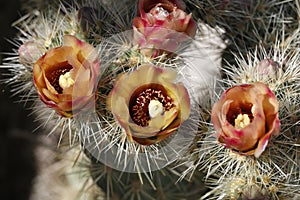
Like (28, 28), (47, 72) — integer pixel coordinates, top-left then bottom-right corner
(211, 82), (280, 157)
(33, 35), (100, 118)
(132, 0), (197, 57)
(107, 64), (190, 145)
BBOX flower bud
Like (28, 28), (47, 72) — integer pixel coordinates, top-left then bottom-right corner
(18, 41), (42, 65)
(257, 59), (281, 80)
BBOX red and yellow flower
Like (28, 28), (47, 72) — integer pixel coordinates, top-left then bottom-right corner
(33, 35), (100, 118)
(107, 64), (190, 145)
(132, 0), (197, 57)
(211, 82), (280, 157)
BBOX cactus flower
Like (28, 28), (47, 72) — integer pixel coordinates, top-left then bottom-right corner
(107, 64), (190, 145)
(132, 0), (197, 57)
(211, 82), (280, 157)
(33, 35), (100, 118)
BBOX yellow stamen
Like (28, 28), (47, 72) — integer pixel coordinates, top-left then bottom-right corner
(148, 100), (164, 118)
(234, 114), (250, 129)
(59, 72), (74, 90)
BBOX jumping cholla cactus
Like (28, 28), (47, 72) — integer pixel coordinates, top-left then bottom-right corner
(1, 0), (299, 200)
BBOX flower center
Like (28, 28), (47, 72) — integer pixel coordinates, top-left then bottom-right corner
(152, 6), (170, 20)
(148, 100), (164, 118)
(234, 114), (251, 129)
(129, 84), (174, 127)
(46, 64), (73, 94)
(226, 103), (254, 127)
(59, 71), (74, 90)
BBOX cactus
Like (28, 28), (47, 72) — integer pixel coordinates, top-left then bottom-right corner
(1, 0), (299, 199)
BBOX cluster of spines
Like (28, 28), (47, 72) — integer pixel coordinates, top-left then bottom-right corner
(186, 0), (299, 69)
(178, 17), (300, 200)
